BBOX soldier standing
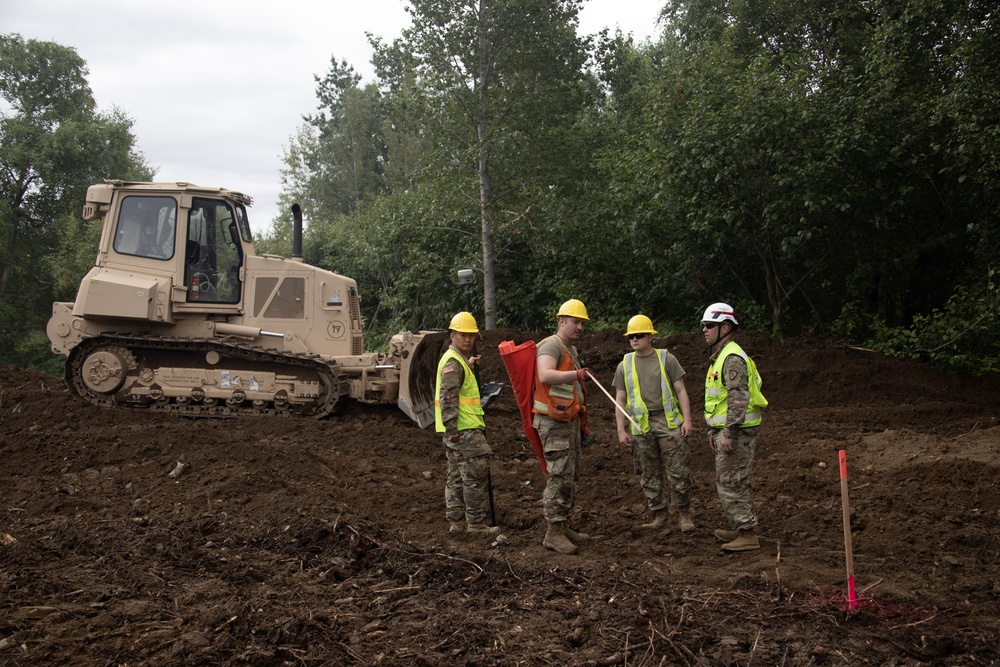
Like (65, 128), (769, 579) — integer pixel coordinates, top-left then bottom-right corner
(612, 315), (695, 533)
(701, 303), (768, 551)
(533, 299), (592, 555)
(435, 312), (498, 534)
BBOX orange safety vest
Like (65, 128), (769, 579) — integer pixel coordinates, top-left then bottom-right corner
(532, 336), (582, 422)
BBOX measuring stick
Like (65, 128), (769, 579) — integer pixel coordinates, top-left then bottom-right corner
(839, 449), (858, 609)
(584, 370), (641, 431)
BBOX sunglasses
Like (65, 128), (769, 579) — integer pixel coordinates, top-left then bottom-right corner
(628, 333), (647, 340)
(702, 322), (720, 329)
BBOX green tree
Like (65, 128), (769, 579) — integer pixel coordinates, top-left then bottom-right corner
(282, 59), (389, 220)
(0, 34), (151, 369)
(370, 0), (591, 329)
(601, 0), (997, 344)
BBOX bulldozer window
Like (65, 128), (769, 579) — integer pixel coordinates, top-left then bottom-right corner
(185, 198), (243, 304)
(234, 205), (253, 243)
(113, 196), (177, 260)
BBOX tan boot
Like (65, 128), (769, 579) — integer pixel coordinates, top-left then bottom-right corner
(714, 528), (739, 542)
(542, 522), (578, 555)
(467, 523), (500, 534)
(721, 529), (760, 552)
(564, 526), (591, 543)
(640, 508), (669, 530)
(678, 510), (695, 533)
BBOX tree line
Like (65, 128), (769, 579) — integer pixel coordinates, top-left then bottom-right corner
(2, 0), (998, 375)
(265, 0), (998, 372)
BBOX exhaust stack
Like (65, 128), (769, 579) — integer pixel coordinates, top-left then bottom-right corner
(291, 203), (303, 262)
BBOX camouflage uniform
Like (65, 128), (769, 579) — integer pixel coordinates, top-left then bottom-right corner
(533, 413), (582, 523)
(708, 351), (758, 531)
(438, 352), (492, 526)
(534, 336), (584, 524)
(630, 413), (692, 511)
(713, 426), (758, 530)
(613, 352), (692, 513)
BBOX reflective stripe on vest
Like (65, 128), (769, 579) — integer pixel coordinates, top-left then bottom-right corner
(532, 336), (581, 421)
(703, 341), (767, 429)
(434, 348), (485, 433)
(623, 350), (682, 435)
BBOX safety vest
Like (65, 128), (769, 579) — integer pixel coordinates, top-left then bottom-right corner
(434, 348), (485, 433)
(623, 350), (683, 435)
(704, 341), (767, 429)
(532, 336), (582, 421)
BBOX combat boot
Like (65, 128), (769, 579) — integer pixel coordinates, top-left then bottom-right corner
(713, 528), (739, 542)
(678, 509), (695, 533)
(640, 508), (669, 530)
(564, 525), (591, 543)
(721, 529), (760, 552)
(542, 522), (578, 555)
(448, 522), (464, 533)
(467, 523), (500, 534)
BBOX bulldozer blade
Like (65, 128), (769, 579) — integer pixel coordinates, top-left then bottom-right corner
(397, 330), (449, 429)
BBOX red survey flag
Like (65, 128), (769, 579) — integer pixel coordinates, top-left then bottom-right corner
(498, 340), (547, 474)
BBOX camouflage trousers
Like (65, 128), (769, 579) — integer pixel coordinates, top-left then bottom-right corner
(533, 414), (581, 524)
(444, 429), (493, 526)
(711, 427), (758, 531)
(630, 413), (692, 512)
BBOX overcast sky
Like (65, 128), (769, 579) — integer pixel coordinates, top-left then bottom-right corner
(4, 0), (665, 228)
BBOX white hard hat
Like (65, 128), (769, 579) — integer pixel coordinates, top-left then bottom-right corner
(701, 302), (738, 326)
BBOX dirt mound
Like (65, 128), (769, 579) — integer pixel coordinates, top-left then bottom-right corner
(2, 330), (999, 666)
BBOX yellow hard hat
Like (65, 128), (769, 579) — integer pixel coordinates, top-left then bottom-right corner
(556, 299), (589, 321)
(625, 314), (658, 336)
(448, 311), (479, 333)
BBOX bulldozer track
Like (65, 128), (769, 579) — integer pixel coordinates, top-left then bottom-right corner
(66, 334), (349, 418)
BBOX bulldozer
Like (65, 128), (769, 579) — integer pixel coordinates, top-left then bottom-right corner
(46, 180), (447, 427)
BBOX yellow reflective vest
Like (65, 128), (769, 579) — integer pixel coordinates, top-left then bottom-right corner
(434, 348), (485, 433)
(704, 341), (767, 429)
(622, 350), (683, 435)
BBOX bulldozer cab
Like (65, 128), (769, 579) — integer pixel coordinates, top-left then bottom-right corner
(107, 190), (248, 307)
(184, 197), (245, 304)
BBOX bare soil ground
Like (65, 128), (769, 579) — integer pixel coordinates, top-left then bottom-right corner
(2, 329), (999, 666)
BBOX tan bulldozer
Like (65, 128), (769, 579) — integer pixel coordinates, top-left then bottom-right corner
(46, 180), (447, 426)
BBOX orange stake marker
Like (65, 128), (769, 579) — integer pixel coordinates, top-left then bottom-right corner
(839, 449), (857, 609)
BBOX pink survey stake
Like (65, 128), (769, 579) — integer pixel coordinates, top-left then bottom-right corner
(840, 449), (858, 609)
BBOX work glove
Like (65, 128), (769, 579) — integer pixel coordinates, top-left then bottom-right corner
(576, 368), (591, 382)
